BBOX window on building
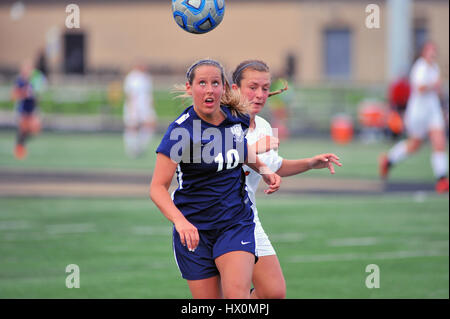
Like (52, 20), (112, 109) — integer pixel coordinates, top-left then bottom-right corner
(324, 28), (351, 79)
(64, 32), (85, 74)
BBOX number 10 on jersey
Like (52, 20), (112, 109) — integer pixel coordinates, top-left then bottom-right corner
(214, 150), (240, 172)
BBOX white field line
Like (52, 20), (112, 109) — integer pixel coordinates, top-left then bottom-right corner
(46, 223), (96, 235)
(328, 237), (378, 247)
(287, 249), (449, 263)
(3, 232), (50, 241)
(131, 226), (172, 236)
(270, 233), (306, 243)
(0, 220), (32, 230)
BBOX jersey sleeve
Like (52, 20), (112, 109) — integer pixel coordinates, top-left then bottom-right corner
(270, 150), (283, 173)
(15, 77), (26, 89)
(410, 60), (427, 88)
(239, 113), (250, 131)
(254, 116), (283, 172)
(156, 123), (191, 163)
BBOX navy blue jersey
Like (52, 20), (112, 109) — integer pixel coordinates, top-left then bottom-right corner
(156, 105), (253, 230)
(15, 76), (36, 114)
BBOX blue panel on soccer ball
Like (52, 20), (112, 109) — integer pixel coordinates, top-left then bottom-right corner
(194, 13), (216, 33)
(172, 0), (225, 34)
(183, 0), (205, 15)
(214, 0), (225, 16)
(173, 11), (188, 30)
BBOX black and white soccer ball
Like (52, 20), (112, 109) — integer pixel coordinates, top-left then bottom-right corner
(172, 0), (225, 34)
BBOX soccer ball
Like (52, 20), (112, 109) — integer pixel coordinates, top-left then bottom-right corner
(172, 0), (225, 34)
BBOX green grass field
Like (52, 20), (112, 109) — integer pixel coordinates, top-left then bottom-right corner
(0, 131), (439, 181)
(0, 131), (448, 298)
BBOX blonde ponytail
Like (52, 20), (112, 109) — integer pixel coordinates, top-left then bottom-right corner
(221, 77), (249, 117)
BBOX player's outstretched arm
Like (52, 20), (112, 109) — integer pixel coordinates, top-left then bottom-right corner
(150, 153), (199, 251)
(276, 153), (342, 177)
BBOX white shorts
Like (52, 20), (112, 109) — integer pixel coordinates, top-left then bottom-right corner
(404, 96), (445, 139)
(123, 102), (156, 127)
(253, 207), (276, 257)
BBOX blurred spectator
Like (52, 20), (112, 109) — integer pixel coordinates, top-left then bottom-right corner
(123, 62), (156, 158)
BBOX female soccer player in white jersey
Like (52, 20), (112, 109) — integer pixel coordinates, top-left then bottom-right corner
(150, 59), (281, 299)
(379, 42), (449, 193)
(231, 60), (342, 299)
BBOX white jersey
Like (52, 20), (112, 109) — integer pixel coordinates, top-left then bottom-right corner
(243, 115), (283, 256)
(123, 70), (155, 125)
(404, 57), (444, 138)
(243, 116), (283, 208)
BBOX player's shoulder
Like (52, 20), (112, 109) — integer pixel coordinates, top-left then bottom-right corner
(255, 115), (272, 128)
(15, 76), (26, 86)
(413, 57), (430, 72)
(169, 105), (194, 128)
(220, 105), (250, 129)
(255, 115), (273, 134)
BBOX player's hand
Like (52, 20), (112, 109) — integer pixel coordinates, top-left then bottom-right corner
(255, 135), (279, 154)
(174, 218), (199, 252)
(308, 153), (342, 174)
(260, 168), (281, 194)
(433, 79), (442, 93)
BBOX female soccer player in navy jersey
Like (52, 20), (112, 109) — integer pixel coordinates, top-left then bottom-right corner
(149, 59), (281, 299)
(231, 60), (342, 299)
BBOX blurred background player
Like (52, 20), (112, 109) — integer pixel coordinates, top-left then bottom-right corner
(123, 62), (156, 158)
(232, 60), (342, 298)
(379, 41), (449, 193)
(11, 59), (46, 160)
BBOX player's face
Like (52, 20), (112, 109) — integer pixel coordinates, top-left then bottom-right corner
(20, 62), (33, 79)
(422, 43), (437, 62)
(187, 65), (224, 119)
(239, 70), (271, 116)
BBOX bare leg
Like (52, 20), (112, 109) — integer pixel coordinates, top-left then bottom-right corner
(215, 251), (254, 299)
(124, 125), (140, 158)
(187, 275), (222, 299)
(251, 255), (286, 299)
(429, 128), (448, 180)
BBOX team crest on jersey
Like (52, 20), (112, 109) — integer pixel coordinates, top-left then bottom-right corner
(230, 124), (244, 143)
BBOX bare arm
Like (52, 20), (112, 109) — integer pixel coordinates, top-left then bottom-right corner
(149, 153), (199, 251)
(276, 153), (342, 177)
(245, 143), (281, 194)
(250, 133), (342, 177)
(417, 81), (441, 94)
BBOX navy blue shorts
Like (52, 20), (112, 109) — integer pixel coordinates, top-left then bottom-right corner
(172, 219), (257, 280)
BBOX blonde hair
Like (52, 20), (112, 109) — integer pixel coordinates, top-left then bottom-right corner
(174, 59), (248, 117)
